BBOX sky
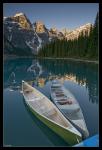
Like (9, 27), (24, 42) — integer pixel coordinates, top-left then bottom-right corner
(3, 3), (99, 30)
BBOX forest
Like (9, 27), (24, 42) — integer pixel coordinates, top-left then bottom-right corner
(38, 13), (98, 60)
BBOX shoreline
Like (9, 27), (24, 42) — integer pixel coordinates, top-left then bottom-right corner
(37, 57), (99, 64)
(3, 55), (34, 60)
(4, 55), (98, 64)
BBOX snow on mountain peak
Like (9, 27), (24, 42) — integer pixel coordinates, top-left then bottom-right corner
(3, 17), (8, 21)
(4, 17), (7, 19)
(14, 13), (24, 17)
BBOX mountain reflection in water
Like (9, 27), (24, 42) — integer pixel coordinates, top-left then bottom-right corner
(4, 58), (98, 104)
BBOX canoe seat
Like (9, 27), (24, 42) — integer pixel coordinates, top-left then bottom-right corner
(28, 97), (40, 101)
(57, 100), (72, 105)
(28, 96), (44, 101)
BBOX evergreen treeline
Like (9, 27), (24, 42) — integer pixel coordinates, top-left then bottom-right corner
(38, 13), (98, 60)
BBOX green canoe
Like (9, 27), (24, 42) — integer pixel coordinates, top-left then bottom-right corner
(22, 80), (82, 146)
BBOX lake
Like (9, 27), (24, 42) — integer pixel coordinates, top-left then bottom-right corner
(3, 58), (99, 147)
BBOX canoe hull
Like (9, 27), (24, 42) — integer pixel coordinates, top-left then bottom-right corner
(25, 99), (82, 146)
(50, 81), (89, 138)
(51, 94), (89, 138)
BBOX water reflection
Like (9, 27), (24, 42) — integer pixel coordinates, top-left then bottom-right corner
(4, 58), (98, 104)
(23, 98), (68, 146)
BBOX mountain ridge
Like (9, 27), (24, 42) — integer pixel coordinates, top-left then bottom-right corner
(3, 12), (92, 56)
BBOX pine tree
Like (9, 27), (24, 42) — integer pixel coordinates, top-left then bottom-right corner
(38, 13), (98, 60)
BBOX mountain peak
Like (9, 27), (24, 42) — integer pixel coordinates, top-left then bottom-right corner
(14, 12), (25, 17)
(78, 23), (92, 29)
(65, 23), (92, 40)
(50, 27), (58, 34)
(85, 23), (92, 25)
(12, 12), (32, 29)
(34, 21), (47, 33)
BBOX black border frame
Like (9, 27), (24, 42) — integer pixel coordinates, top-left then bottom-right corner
(1, 1), (101, 149)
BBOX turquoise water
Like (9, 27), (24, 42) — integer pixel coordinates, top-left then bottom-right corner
(3, 58), (99, 147)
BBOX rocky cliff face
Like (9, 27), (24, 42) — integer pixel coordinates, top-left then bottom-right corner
(4, 12), (92, 56)
(49, 27), (64, 40)
(33, 21), (49, 45)
(4, 13), (43, 55)
(61, 28), (71, 36)
(4, 13), (32, 30)
(4, 24), (37, 55)
(12, 13), (32, 30)
(65, 23), (92, 40)
(34, 21), (47, 33)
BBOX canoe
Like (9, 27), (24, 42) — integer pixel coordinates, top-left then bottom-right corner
(50, 80), (89, 138)
(22, 80), (82, 146)
(74, 134), (99, 147)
